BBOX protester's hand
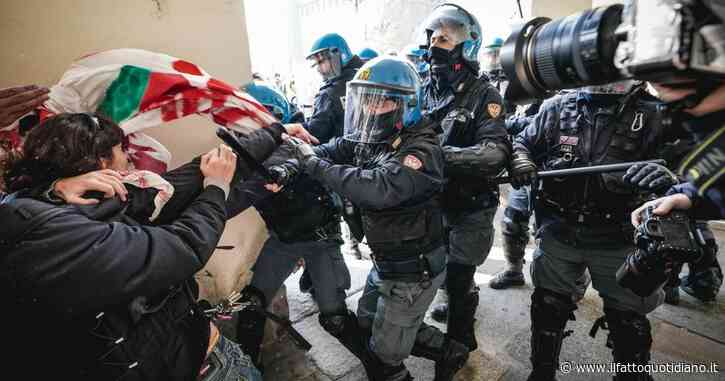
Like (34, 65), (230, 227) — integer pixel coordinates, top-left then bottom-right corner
(283, 123), (319, 144)
(201, 145), (237, 185)
(54, 169), (128, 205)
(0, 85), (50, 128)
(622, 162), (678, 193)
(630, 193), (693, 227)
(510, 151), (537, 189)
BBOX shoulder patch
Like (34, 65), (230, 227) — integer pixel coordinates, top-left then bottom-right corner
(487, 103), (502, 118)
(402, 154), (423, 170)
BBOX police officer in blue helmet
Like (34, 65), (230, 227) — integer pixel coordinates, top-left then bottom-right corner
(358, 47), (379, 63)
(416, 3), (511, 356)
(401, 43), (430, 81)
(242, 82), (304, 124)
(300, 33), (364, 143)
(299, 33), (366, 277)
(285, 56), (468, 381)
(234, 82), (351, 370)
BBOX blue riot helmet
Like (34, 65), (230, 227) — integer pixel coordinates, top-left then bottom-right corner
(358, 47), (379, 63)
(482, 36), (504, 73)
(307, 33), (353, 81)
(401, 43), (430, 77)
(343, 56), (422, 144)
(242, 81), (293, 123)
(418, 3), (482, 64)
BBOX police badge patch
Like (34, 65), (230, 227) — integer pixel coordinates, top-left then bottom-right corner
(402, 154), (423, 170)
(487, 103), (502, 118)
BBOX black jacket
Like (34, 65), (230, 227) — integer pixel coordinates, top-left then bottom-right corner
(423, 71), (511, 211)
(0, 125), (283, 381)
(306, 55), (363, 143)
(305, 119), (445, 257)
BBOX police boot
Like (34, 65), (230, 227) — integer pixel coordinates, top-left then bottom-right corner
(299, 268), (313, 294)
(681, 248), (723, 302)
(320, 310), (391, 381)
(410, 326), (469, 381)
(430, 303), (448, 323)
(527, 288), (576, 381)
(604, 308), (654, 381)
(446, 263), (479, 351)
(236, 286), (267, 368)
(492, 209), (529, 290)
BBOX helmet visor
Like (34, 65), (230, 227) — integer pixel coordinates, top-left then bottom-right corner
(307, 49), (342, 81)
(419, 6), (472, 48)
(343, 85), (405, 144)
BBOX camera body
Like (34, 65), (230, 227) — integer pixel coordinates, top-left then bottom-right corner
(501, 0), (725, 104)
(616, 207), (703, 297)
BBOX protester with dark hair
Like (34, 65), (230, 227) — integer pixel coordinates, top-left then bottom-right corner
(0, 110), (315, 381)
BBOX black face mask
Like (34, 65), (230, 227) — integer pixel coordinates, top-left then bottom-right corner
(428, 44), (465, 93)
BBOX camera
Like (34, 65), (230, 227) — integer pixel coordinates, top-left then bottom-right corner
(500, 0), (725, 104)
(616, 206), (704, 297)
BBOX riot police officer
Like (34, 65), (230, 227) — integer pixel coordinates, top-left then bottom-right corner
(417, 4), (511, 352)
(299, 33), (364, 144)
(233, 83), (351, 369)
(287, 56), (468, 381)
(511, 81), (678, 381)
(297, 33), (365, 282)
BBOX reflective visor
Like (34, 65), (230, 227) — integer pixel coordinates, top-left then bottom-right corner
(343, 85), (405, 144)
(307, 49), (342, 81)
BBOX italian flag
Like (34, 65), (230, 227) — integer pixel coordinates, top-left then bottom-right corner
(38, 48), (277, 173)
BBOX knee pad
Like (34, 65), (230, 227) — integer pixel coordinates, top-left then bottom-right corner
(603, 308), (652, 361)
(531, 288), (577, 330)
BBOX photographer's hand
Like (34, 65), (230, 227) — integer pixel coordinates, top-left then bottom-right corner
(630, 194), (693, 227)
(54, 169), (128, 205)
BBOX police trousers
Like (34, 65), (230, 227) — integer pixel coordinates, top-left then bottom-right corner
(357, 246), (447, 365)
(444, 206), (497, 266)
(250, 234), (350, 315)
(531, 224), (664, 314)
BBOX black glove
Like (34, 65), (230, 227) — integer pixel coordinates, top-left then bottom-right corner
(287, 137), (316, 166)
(623, 162), (678, 194)
(509, 151), (537, 189)
(268, 160), (300, 187)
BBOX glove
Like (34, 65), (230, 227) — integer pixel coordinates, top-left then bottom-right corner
(268, 160), (300, 187)
(623, 162), (678, 194)
(287, 137), (316, 165)
(509, 151), (537, 189)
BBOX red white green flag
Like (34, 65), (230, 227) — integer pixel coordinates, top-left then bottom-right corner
(36, 48), (276, 173)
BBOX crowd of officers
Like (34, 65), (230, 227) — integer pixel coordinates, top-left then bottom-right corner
(1, 3), (723, 381)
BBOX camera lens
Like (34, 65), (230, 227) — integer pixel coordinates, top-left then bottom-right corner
(501, 4), (624, 104)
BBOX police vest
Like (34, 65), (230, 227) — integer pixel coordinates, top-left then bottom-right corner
(538, 91), (664, 224)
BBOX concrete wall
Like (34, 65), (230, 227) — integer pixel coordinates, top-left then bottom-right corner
(0, 0), (267, 302)
(0, 0), (253, 167)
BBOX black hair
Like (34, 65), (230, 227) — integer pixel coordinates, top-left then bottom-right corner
(3, 113), (125, 192)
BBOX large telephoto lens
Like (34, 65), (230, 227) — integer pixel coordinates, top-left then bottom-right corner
(501, 4), (624, 104)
